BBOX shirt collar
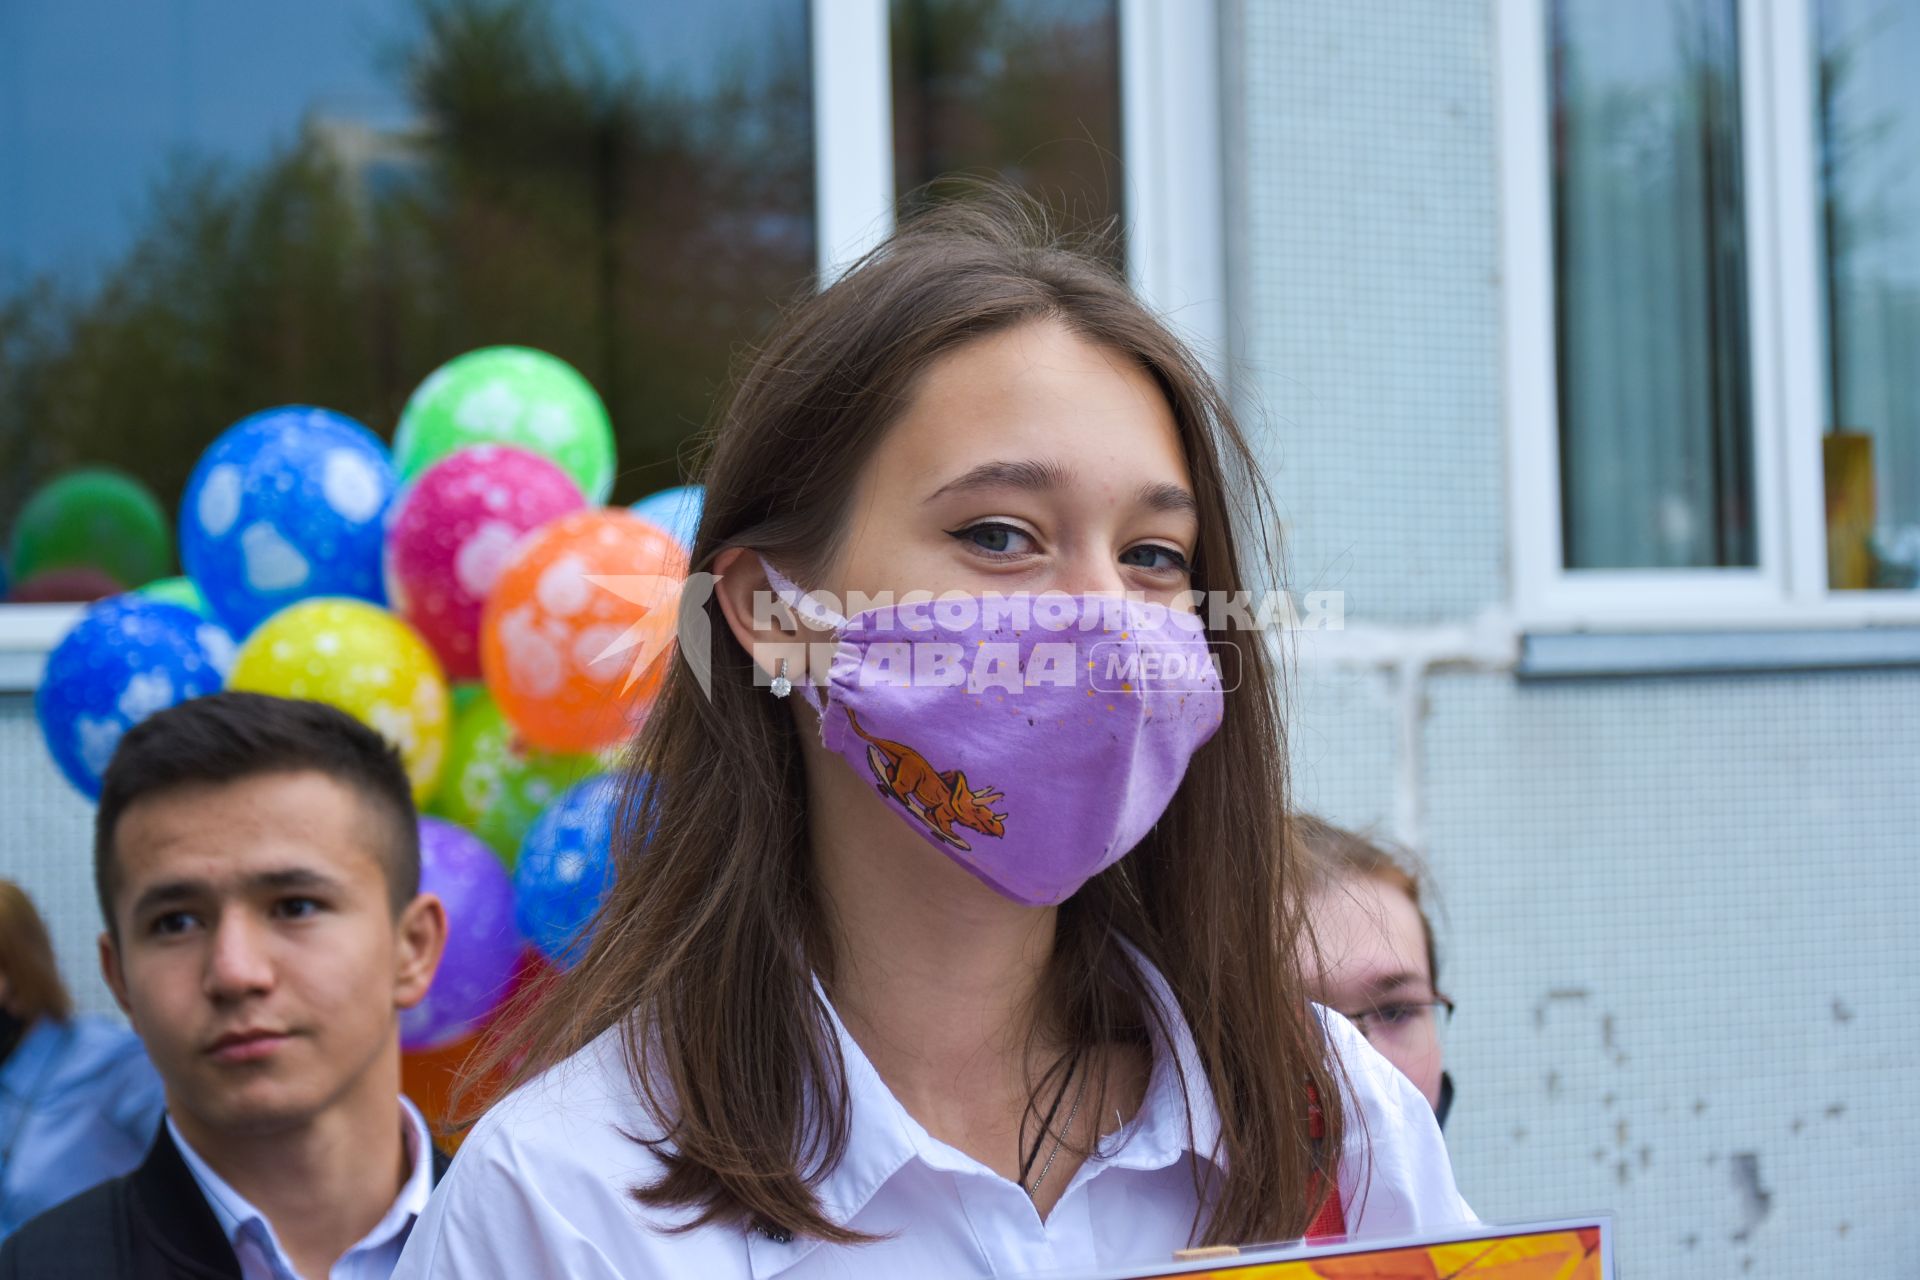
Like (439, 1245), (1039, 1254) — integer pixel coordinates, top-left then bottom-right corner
(167, 1096), (435, 1268)
(1091, 952), (1224, 1179)
(364, 1097), (437, 1249)
(746, 945), (1221, 1280)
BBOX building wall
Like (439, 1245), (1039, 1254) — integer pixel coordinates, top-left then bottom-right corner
(1236, 1), (1920, 1275)
(1429, 669), (1919, 1269)
(2, 696), (114, 1014)
(1236, 0), (1505, 628)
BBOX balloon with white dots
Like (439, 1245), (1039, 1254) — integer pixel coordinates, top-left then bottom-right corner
(179, 406), (397, 637)
(36, 597), (227, 798)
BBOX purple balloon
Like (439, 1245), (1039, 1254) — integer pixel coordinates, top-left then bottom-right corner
(401, 818), (520, 1052)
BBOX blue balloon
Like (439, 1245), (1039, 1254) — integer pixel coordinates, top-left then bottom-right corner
(36, 598), (228, 797)
(513, 775), (621, 967)
(628, 484), (703, 550)
(179, 406), (396, 637)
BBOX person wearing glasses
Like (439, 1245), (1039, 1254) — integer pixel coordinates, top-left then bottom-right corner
(1298, 816), (1457, 1129)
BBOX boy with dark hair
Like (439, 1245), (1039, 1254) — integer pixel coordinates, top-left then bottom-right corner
(1, 692), (449, 1280)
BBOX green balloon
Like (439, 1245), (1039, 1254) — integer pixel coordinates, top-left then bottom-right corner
(9, 468), (172, 589)
(429, 690), (603, 866)
(136, 575), (212, 617)
(449, 680), (487, 720)
(393, 346), (615, 503)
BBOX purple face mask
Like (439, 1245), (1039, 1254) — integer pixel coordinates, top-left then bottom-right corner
(762, 561), (1225, 906)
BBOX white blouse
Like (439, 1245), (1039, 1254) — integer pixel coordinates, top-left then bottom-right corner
(393, 961), (1473, 1279)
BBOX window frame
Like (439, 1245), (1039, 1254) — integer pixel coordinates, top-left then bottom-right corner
(1497, 0), (1920, 632)
(0, 605), (75, 690)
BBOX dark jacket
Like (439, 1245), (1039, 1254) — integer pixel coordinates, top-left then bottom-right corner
(0, 1122), (450, 1279)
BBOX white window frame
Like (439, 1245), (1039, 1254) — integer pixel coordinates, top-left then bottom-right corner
(0, 605), (77, 690)
(1497, 0), (1920, 632)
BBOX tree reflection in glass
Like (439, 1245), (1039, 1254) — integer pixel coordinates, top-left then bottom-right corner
(0, 0), (814, 529)
(890, 0), (1123, 267)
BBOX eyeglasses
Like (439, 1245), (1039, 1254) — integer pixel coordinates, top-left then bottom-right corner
(1340, 995), (1455, 1050)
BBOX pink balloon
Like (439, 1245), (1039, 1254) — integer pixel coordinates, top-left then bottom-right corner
(385, 445), (586, 679)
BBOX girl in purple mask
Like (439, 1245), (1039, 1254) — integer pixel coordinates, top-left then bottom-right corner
(397, 192), (1473, 1280)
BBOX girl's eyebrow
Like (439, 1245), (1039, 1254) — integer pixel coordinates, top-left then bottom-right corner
(1137, 480), (1199, 518)
(925, 460), (1199, 520)
(924, 458), (1071, 502)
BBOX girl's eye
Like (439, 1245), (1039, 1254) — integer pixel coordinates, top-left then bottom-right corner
(1374, 1003), (1415, 1025)
(949, 522), (1035, 558)
(1119, 543), (1192, 576)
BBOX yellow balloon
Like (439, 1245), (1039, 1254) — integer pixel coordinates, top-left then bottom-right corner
(228, 598), (451, 803)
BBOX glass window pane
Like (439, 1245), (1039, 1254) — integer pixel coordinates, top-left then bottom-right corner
(1817, 0), (1920, 590)
(890, 0), (1123, 262)
(0, 0), (812, 593)
(1550, 0), (1757, 570)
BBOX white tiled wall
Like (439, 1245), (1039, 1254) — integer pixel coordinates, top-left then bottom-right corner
(1237, 0), (1506, 629)
(1428, 669), (1920, 1274)
(1, 696), (115, 1014)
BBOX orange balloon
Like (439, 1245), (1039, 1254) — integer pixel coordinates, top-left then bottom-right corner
(400, 1032), (483, 1148)
(480, 509), (686, 753)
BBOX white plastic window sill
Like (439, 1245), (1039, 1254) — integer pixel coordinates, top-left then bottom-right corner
(1517, 626), (1920, 680)
(7, 607), (1920, 691)
(0, 605), (83, 693)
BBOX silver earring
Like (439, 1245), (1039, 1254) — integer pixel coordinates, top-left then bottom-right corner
(769, 658), (792, 699)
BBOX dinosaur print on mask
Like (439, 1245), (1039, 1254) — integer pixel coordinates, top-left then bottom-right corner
(846, 708), (1007, 851)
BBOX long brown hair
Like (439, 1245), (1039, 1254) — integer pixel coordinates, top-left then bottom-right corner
(0, 880), (74, 1024)
(466, 187), (1344, 1246)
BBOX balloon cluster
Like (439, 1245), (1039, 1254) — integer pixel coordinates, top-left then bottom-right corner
(27, 346), (701, 1064)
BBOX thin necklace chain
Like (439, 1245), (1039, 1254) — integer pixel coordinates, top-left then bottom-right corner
(1026, 1065), (1090, 1199)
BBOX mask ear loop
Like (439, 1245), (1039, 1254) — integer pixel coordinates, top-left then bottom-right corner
(755, 557), (844, 714)
(758, 558), (849, 630)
